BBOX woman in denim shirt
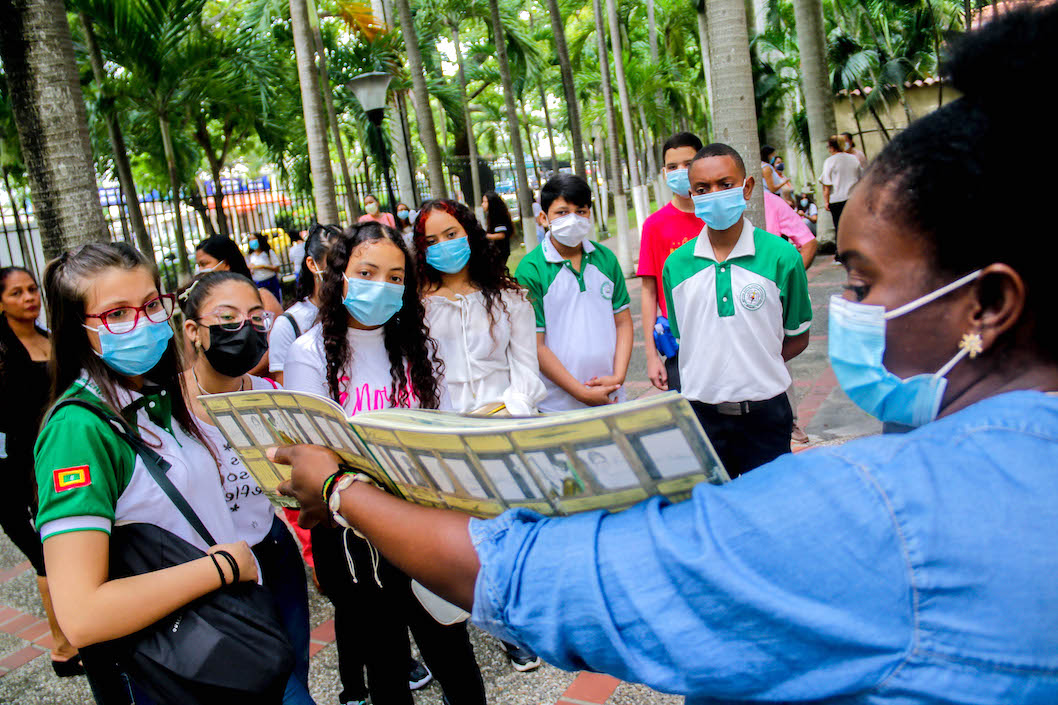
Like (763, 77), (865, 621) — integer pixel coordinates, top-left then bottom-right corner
(274, 9), (1058, 704)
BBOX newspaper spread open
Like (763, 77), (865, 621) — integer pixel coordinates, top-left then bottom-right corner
(198, 390), (729, 517)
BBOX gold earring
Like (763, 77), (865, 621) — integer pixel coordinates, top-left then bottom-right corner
(959, 332), (984, 359)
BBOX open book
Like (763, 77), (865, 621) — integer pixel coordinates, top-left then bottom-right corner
(198, 390), (729, 517)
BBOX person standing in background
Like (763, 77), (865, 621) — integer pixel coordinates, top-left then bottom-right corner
(248, 232), (283, 305)
(638, 132), (704, 393)
(0, 267), (83, 678)
(820, 135), (864, 231)
(359, 194), (396, 229)
(482, 191), (515, 268)
(760, 145), (790, 195)
(287, 230), (306, 279)
(841, 131), (869, 169)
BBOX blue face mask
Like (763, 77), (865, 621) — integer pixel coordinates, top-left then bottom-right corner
(343, 276), (405, 327)
(692, 181), (747, 230)
(425, 236), (471, 274)
(249, 240), (260, 251)
(86, 320), (173, 376)
(665, 168), (690, 197)
(827, 270), (981, 428)
(397, 210), (410, 220)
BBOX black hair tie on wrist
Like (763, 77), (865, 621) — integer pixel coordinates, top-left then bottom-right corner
(209, 553), (227, 587)
(215, 550), (240, 585)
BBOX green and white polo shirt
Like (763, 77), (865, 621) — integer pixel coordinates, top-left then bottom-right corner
(662, 218), (812, 404)
(34, 376), (244, 553)
(515, 235), (631, 412)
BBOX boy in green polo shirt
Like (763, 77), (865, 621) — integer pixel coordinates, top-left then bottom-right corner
(515, 174), (633, 412)
(662, 143), (812, 478)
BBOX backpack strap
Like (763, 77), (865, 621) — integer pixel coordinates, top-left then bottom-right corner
(280, 312), (301, 338)
(48, 398), (218, 547)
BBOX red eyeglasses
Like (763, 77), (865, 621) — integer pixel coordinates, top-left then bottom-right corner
(85, 294), (176, 334)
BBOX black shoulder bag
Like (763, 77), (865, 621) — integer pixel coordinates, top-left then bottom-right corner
(51, 399), (293, 705)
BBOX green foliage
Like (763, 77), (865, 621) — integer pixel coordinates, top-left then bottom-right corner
(275, 204), (315, 231)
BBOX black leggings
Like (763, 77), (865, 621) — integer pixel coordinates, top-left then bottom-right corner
(0, 458), (46, 576)
(312, 525), (487, 705)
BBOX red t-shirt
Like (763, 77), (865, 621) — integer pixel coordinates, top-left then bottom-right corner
(636, 202), (703, 317)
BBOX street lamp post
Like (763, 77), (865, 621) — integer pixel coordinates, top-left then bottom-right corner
(346, 72), (399, 221)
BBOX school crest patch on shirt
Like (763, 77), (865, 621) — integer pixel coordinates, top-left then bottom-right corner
(53, 465), (92, 492)
(739, 283), (766, 311)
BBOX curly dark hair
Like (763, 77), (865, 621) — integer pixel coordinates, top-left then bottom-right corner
(318, 222), (442, 409)
(412, 198), (523, 335)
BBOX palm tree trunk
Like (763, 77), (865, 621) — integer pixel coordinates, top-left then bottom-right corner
(706, 0), (764, 227)
(520, 100), (543, 185)
(0, 0), (108, 260)
(639, 105), (659, 204)
(309, 4), (362, 222)
(593, 0), (631, 273)
(451, 23), (483, 218)
(192, 114), (230, 238)
(604, 0), (646, 233)
(290, 0), (339, 224)
(792, 0), (837, 244)
(540, 82), (559, 173)
(80, 12), (151, 256)
(487, 0), (536, 248)
(392, 92), (418, 204)
(543, 0), (586, 177)
(695, 0), (715, 129)
(157, 108), (191, 275)
(393, 0), (446, 197)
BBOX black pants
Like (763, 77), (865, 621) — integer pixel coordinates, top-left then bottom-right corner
(312, 526), (486, 705)
(0, 456), (46, 576)
(664, 352), (681, 393)
(830, 200), (847, 231)
(691, 393), (793, 480)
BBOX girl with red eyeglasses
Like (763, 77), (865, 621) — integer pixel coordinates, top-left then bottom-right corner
(33, 243), (290, 704)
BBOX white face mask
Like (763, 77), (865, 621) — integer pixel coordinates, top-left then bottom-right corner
(195, 261), (220, 275)
(548, 213), (593, 247)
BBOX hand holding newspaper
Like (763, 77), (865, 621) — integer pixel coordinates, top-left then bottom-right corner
(198, 390), (729, 517)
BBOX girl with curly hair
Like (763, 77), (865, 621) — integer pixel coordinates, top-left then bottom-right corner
(415, 198), (545, 419)
(283, 222), (485, 705)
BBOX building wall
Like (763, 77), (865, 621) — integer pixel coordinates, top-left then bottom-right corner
(833, 84), (961, 163)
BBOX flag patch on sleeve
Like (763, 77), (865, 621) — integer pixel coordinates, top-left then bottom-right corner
(53, 465), (92, 492)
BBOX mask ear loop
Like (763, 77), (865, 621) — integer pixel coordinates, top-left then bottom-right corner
(884, 270), (982, 320)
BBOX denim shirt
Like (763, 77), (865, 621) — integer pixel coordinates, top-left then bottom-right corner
(470, 391), (1058, 704)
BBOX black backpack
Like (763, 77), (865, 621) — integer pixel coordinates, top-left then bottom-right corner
(51, 398), (294, 705)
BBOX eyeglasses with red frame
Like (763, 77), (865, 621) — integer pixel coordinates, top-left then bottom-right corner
(84, 294), (176, 334)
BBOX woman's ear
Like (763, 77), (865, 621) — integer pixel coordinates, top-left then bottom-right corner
(972, 263), (1026, 355)
(183, 318), (203, 351)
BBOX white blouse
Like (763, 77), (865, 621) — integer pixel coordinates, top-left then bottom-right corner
(424, 289), (545, 416)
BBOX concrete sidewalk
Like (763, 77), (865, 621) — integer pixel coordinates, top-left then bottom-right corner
(0, 254), (878, 704)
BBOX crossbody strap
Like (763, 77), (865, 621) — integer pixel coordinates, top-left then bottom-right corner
(49, 398), (218, 547)
(281, 312), (301, 338)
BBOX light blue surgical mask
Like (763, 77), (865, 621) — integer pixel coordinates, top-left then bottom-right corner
(425, 236), (471, 274)
(343, 276), (405, 327)
(692, 181), (747, 230)
(85, 319), (173, 376)
(397, 209), (410, 221)
(827, 270), (981, 428)
(249, 240), (260, 251)
(665, 168), (690, 197)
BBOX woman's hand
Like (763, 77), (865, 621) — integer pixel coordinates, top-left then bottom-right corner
(208, 541), (258, 584)
(270, 444), (340, 528)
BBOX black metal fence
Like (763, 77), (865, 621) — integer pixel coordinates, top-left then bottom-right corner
(1, 171), (437, 294)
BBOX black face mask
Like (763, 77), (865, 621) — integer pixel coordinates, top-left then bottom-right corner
(202, 324), (268, 378)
